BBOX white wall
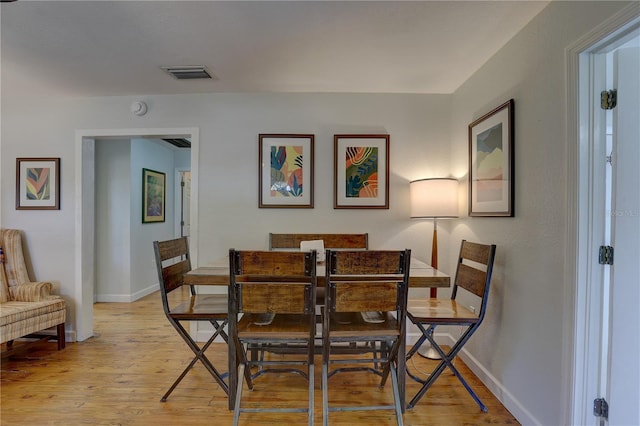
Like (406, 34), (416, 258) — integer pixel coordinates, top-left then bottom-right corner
(95, 139), (131, 300)
(448, 2), (633, 425)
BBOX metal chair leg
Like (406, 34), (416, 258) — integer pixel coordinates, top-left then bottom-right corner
(322, 362), (329, 426)
(233, 362), (246, 426)
(163, 319), (229, 400)
(407, 325), (487, 412)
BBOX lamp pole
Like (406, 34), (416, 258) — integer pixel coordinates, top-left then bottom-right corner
(430, 217), (439, 298)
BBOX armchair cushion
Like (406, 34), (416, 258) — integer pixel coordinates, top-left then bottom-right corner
(0, 298), (66, 328)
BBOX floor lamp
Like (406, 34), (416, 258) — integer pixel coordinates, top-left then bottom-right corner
(409, 178), (459, 359)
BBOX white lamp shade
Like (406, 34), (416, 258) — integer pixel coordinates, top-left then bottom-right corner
(410, 178), (459, 218)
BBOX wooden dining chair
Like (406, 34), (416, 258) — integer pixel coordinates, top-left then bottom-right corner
(229, 249), (317, 426)
(152, 237), (229, 401)
(322, 249), (411, 426)
(405, 240), (496, 412)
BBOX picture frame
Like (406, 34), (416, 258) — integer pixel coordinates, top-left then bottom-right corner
(142, 168), (166, 223)
(334, 134), (389, 209)
(259, 134), (314, 208)
(15, 157), (61, 210)
(468, 99), (514, 217)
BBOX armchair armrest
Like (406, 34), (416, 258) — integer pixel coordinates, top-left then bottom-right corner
(9, 281), (54, 302)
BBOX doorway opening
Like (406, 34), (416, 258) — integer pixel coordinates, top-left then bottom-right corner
(74, 127), (200, 342)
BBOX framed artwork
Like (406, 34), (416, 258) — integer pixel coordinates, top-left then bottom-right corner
(15, 157), (60, 210)
(259, 134), (314, 208)
(334, 134), (389, 209)
(468, 99), (514, 217)
(142, 168), (166, 223)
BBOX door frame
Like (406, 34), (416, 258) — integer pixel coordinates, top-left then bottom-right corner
(565, 4), (640, 425)
(74, 127), (199, 342)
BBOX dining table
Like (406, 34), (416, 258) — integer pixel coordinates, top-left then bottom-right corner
(183, 256), (450, 411)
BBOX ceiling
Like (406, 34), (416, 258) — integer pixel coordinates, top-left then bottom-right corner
(0, 1), (549, 99)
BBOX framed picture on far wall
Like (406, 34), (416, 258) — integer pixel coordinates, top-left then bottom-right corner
(15, 157), (61, 210)
(259, 134), (314, 208)
(142, 168), (166, 223)
(334, 134), (389, 209)
(468, 99), (514, 217)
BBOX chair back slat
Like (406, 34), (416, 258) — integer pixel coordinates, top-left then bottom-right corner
(460, 241), (493, 266)
(455, 263), (487, 298)
(269, 233), (368, 250)
(241, 283), (310, 314)
(162, 259), (191, 293)
(156, 237), (189, 262)
(334, 282), (398, 312)
(328, 250), (406, 275)
(233, 250), (313, 276)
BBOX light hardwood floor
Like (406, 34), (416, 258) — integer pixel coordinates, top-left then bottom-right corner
(1, 288), (519, 425)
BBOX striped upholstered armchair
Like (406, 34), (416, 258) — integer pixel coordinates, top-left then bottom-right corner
(0, 229), (66, 356)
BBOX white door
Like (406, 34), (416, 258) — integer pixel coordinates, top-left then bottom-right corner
(605, 43), (640, 426)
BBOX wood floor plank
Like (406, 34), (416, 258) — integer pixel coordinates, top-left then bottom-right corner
(1, 287), (520, 425)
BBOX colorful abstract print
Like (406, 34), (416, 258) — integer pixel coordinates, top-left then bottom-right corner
(270, 145), (304, 197)
(476, 123), (504, 202)
(345, 146), (378, 198)
(25, 167), (51, 200)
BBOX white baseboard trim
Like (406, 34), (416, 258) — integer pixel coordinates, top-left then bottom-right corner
(66, 330), (77, 343)
(95, 283), (159, 303)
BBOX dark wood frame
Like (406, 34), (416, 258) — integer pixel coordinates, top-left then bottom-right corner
(259, 134), (314, 208)
(142, 168), (166, 223)
(333, 134), (390, 209)
(15, 157), (61, 210)
(468, 99), (514, 217)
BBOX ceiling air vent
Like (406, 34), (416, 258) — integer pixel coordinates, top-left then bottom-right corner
(161, 66), (213, 80)
(163, 138), (191, 148)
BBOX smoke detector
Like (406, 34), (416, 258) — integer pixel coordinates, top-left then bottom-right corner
(161, 66), (214, 80)
(130, 101), (148, 116)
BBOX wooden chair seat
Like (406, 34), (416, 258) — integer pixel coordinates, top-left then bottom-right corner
(407, 298), (479, 324)
(326, 312), (399, 338)
(169, 294), (227, 318)
(238, 313), (314, 339)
